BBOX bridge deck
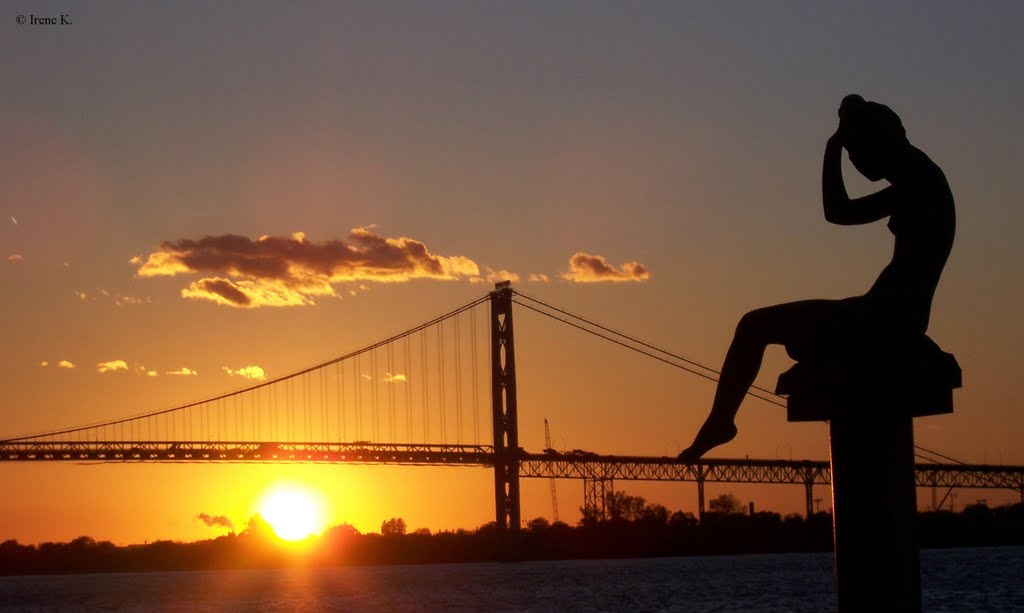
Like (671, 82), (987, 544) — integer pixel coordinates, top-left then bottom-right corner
(1, 442), (1021, 491)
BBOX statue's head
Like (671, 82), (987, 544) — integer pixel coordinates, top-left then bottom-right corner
(838, 94), (908, 182)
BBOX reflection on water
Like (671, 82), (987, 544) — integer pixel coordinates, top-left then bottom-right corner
(0, 547), (1021, 612)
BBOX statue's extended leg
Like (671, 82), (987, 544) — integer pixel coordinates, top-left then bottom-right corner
(677, 318), (760, 461)
(679, 300), (840, 461)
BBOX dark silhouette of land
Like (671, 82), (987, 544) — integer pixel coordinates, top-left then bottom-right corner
(1, 493), (1020, 576)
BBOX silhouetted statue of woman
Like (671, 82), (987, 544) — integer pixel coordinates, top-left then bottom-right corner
(679, 95), (956, 461)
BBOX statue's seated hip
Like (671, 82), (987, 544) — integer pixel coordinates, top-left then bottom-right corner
(776, 333), (962, 422)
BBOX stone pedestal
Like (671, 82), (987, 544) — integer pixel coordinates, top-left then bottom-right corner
(776, 334), (961, 612)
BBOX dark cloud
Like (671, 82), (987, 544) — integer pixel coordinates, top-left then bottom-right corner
(136, 228), (480, 307)
(188, 278), (252, 307)
(197, 513), (235, 531)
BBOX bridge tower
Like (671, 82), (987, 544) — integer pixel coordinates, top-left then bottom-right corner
(490, 281), (521, 531)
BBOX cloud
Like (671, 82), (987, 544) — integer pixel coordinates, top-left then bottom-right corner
(114, 295), (148, 307)
(484, 268), (520, 283)
(528, 273), (550, 283)
(58, 360), (75, 369)
(75, 288), (149, 306)
(40, 361), (49, 367)
(135, 364), (159, 377)
(196, 513), (235, 531)
(167, 367), (198, 376)
(182, 276), (326, 307)
(560, 252), (651, 283)
(223, 365), (266, 381)
(7, 254), (23, 262)
(383, 372), (407, 383)
(135, 228), (481, 308)
(97, 360), (128, 374)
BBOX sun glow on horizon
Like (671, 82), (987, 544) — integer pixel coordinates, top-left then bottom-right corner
(257, 484), (327, 541)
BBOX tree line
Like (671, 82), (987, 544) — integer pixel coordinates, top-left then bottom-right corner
(0, 492), (1020, 576)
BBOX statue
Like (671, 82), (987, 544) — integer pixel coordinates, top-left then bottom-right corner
(679, 95), (958, 462)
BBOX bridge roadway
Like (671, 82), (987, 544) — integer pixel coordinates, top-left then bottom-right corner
(1, 441), (1021, 494)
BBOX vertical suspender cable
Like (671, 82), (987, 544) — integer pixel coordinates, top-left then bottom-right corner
(404, 336), (413, 442)
(421, 329), (429, 443)
(471, 303), (480, 444)
(388, 343), (396, 443)
(344, 360), (348, 442)
(454, 312), (463, 444)
(437, 320), (446, 444)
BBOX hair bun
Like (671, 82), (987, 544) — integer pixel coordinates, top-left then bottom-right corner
(838, 94), (866, 120)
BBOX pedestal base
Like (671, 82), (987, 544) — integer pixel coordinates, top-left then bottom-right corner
(830, 413), (921, 612)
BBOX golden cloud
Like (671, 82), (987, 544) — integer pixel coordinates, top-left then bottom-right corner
(40, 361), (49, 367)
(135, 364), (159, 377)
(223, 365), (267, 381)
(7, 254), (23, 262)
(167, 367), (198, 376)
(560, 252), (651, 283)
(97, 360), (128, 374)
(485, 268), (520, 283)
(136, 228), (481, 308)
(383, 372), (407, 383)
(528, 273), (550, 283)
(114, 295), (148, 307)
(58, 360), (75, 369)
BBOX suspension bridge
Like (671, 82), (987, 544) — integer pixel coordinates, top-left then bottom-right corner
(2, 283), (1021, 528)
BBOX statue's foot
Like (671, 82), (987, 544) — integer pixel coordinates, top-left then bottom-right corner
(677, 420), (737, 463)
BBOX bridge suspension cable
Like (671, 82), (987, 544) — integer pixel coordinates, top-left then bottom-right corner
(511, 290), (787, 408)
(1, 293), (492, 445)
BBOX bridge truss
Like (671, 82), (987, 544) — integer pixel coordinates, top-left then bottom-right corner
(1, 440), (1019, 520)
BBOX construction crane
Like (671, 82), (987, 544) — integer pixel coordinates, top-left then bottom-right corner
(544, 418), (559, 522)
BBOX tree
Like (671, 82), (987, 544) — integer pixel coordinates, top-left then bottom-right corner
(241, 514), (274, 539)
(708, 493), (744, 515)
(669, 511), (698, 529)
(640, 503), (670, 526)
(608, 491), (648, 522)
(381, 517), (407, 536)
(526, 517), (551, 533)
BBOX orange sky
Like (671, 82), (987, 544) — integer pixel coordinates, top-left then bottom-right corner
(2, 3), (1023, 545)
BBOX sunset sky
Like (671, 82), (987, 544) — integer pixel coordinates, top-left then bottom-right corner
(2, 2), (1023, 545)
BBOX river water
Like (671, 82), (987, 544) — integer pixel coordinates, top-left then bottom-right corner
(0, 546), (1021, 612)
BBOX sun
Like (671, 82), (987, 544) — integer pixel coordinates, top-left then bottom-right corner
(257, 484), (327, 541)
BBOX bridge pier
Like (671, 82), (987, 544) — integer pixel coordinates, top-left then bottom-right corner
(583, 478), (613, 522)
(804, 478), (814, 519)
(696, 473), (706, 523)
(490, 282), (521, 531)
